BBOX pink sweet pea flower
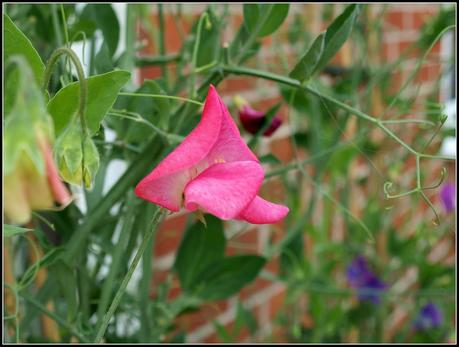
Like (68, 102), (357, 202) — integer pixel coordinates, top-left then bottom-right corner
(135, 85), (289, 224)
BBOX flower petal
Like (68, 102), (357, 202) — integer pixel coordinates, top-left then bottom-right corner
(135, 85), (258, 211)
(237, 196), (289, 224)
(207, 93), (259, 163)
(184, 161), (264, 220)
(39, 138), (72, 206)
(135, 85), (224, 210)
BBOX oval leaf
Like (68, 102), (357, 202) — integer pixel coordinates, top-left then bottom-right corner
(193, 255), (266, 301)
(244, 4), (290, 38)
(313, 4), (360, 76)
(81, 4), (120, 57)
(47, 70), (131, 136)
(4, 13), (45, 86)
(289, 32), (325, 82)
(174, 215), (226, 292)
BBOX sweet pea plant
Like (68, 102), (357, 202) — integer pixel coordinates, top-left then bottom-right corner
(3, 3), (456, 343)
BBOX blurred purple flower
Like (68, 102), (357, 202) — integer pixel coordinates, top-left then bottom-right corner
(440, 182), (456, 214)
(233, 95), (282, 136)
(414, 302), (443, 331)
(347, 256), (387, 304)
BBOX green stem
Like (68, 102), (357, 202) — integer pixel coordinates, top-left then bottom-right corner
(194, 60), (218, 74)
(118, 92), (203, 106)
(63, 138), (165, 265)
(381, 119), (436, 126)
(19, 292), (89, 342)
(222, 64), (455, 161)
(235, 4), (273, 62)
(108, 110), (184, 145)
(95, 196), (138, 330)
(94, 208), (165, 343)
(378, 25), (455, 120)
(157, 4), (169, 90)
(59, 4), (71, 82)
(43, 47), (88, 135)
(190, 12), (210, 98)
(135, 54), (181, 67)
(60, 5), (70, 46)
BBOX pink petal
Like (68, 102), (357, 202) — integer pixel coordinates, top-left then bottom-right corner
(207, 97), (259, 163)
(135, 85), (258, 211)
(135, 85), (223, 210)
(39, 139), (72, 206)
(184, 161), (264, 220)
(237, 196), (289, 224)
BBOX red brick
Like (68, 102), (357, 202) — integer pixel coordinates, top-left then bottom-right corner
(387, 69), (405, 94)
(269, 137), (294, 164)
(239, 271), (274, 301)
(398, 39), (419, 58)
(150, 272), (182, 300)
(268, 286), (285, 320)
(385, 10), (405, 30)
(412, 9), (438, 29)
(226, 227), (259, 256)
(139, 65), (163, 81)
(154, 214), (188, 257)
(219, 77), (256, 94)
(141, 13), (194, 54)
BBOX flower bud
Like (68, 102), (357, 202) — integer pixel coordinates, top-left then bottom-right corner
(233, 95), (282, 137)
(55, 123), (100, 189)
(4, 57), (71, 224)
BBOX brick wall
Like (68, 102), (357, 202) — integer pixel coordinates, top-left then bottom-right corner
(136, 4), (453, 343)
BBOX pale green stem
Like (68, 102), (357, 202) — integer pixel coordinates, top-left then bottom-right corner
(381, 119), (436, 127)
(94, 209), (165, 343)
(19, 292), (89, 343)
(190, 12), (210, 98)
(118, 92), (203, 106)
(43, 47), (88, 135)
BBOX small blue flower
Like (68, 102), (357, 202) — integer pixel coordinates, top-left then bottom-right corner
(347, 256), (387, 304)
(414, 302), (443, 331)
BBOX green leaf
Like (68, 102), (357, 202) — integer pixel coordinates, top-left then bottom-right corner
(259, 154), (281, 165)
(314, 4), (360, 76)
(289, 32), (325, 82)
(94, 42), (114, 74)
(195, 8), (221, 67)
(81, 4), (120, 56)
(4, 13), (45, 87)
(234, 301), (258, 336)
(193, 255), (266, 301)
(174, 215), (226, 292)
(213, 321), (233, 343)
(243, 4), (289, 37)
(229, 24), (262, 64)
(68, 19), (97, 42)
(243, 4), (259, 33)
(4, 224), (33, 238)
(51, 262), (78, 320)
(123, 79), (170, 144)
(47, 70), (131, 136)
(418, 7), (455, 50)
(290, 4), (360, 81)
